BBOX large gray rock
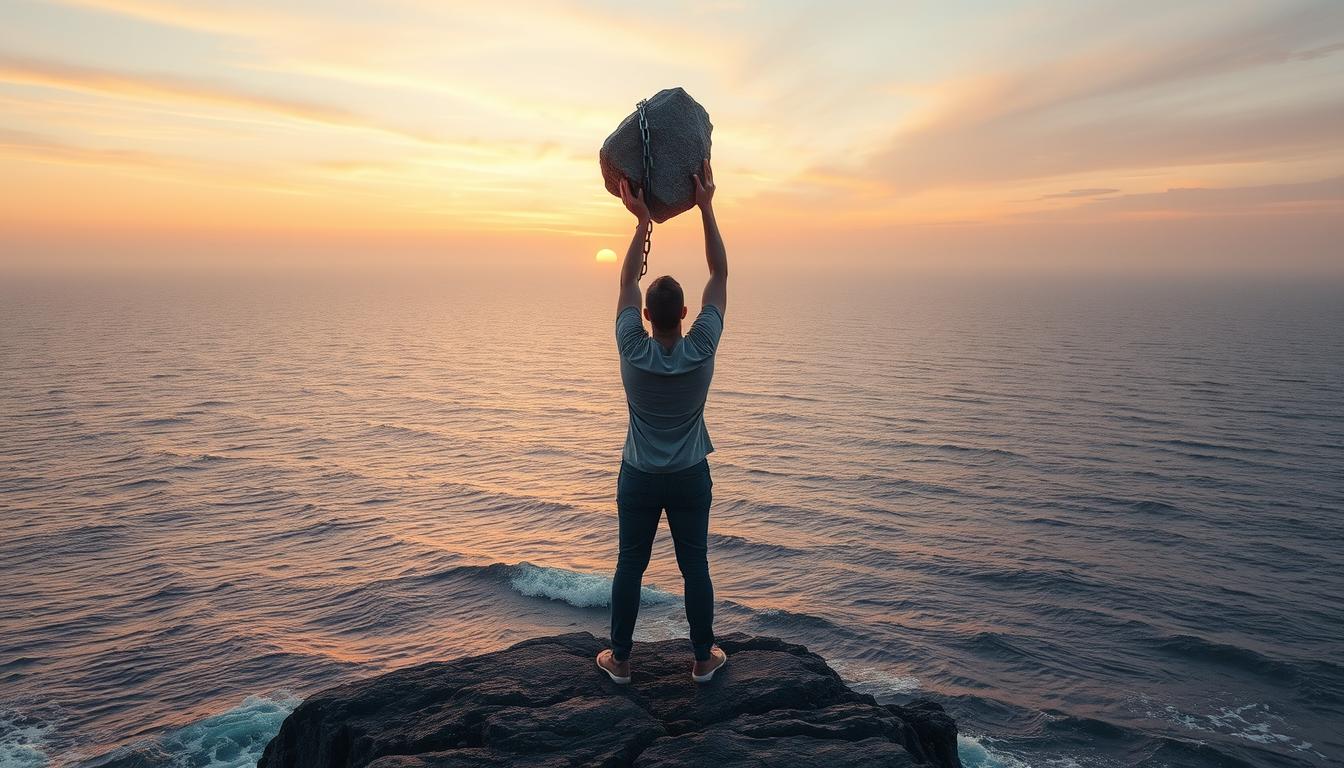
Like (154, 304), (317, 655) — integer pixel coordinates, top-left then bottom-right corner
(257, 632), (962, 768)
(600, 88), (713, 224)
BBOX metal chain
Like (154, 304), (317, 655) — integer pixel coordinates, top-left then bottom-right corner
(635, 98), (653, 278)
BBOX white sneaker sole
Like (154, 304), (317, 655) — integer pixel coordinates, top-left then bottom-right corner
(691, 653), (727, 683)
(596, 653), (631, 684)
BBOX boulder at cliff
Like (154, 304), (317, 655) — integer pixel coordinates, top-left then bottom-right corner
(258, 631), (961, 768)
(600, 87), (712, 224)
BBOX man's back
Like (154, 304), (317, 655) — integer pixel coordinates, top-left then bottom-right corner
(616, 303), (724, 472)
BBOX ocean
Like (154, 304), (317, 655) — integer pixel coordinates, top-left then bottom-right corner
(1, 268), (1340, 768)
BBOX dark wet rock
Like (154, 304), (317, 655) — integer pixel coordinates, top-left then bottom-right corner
(258, 631), (960, 768)
(600, 87), (713, 224)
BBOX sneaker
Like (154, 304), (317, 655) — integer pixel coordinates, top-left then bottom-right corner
(596, 649), (632, 684)
(691, 645), (727, 683)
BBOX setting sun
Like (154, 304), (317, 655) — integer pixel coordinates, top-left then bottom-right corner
(595, 248), (617, 263)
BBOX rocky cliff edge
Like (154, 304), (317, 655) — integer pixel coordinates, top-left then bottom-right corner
(258, 632), (961, 768)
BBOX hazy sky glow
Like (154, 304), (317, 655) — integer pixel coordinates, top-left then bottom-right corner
(2, 0), (1342, 273)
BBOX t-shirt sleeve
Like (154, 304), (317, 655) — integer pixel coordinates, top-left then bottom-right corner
(685, 304), (724, 359)
(615, 305), (648, 360)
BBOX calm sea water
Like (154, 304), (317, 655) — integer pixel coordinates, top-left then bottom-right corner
(1, 270), (1341, 768)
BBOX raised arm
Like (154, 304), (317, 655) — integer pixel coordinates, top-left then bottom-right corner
(693, 159), (726, 313)
(616, 177), (650, 313)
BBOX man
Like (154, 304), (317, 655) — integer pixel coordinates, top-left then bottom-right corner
(596, 158), (729, 684)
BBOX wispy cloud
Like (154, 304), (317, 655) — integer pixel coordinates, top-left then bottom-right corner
(866, 3), (1344, 190)
(0, 53), (439, 143)
(1032, 175), (1344, 218)
(871, 98), (1344, 192)
(47, 0), (304, 38)
(0, 126), (177, 170)
(1039, 188), (1120, 200)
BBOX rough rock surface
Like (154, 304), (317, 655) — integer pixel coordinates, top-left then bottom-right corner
(600, 87), (713, 224)
(258, 632), (961, 768)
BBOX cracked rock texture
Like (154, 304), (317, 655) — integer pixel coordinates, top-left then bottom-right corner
(257, 632), (961, 768)
(599, 87), (712, 224)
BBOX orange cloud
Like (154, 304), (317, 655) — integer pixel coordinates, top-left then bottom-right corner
(862, 4), (1344, 192)
(0, 53), (438, 143)
(48, 0), (301, 38)
(1019, 176), (1344, 221)
(0, 127), (179, 170)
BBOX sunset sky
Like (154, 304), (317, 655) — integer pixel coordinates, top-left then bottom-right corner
(2, 0), (1342, 274)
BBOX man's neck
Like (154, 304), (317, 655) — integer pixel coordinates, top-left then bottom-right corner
(652, 325), (682, 351)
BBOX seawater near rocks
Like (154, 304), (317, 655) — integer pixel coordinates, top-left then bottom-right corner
(600, 88), (713, 224)
(258, 631), (961, 768)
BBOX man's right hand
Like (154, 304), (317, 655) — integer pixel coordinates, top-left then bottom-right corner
(618, 178), (651, 226)
(693, 159), (715, 210)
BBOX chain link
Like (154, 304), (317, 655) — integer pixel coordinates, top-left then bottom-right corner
(635, 98), (653, 278)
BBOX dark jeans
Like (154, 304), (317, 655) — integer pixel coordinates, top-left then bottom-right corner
(609, 457), (715, 662)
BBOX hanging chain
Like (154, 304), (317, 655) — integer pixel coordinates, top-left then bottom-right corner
(635, 98), (653, 278)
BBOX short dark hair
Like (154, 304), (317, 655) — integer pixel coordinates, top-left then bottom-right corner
(645, 275), (684, 332)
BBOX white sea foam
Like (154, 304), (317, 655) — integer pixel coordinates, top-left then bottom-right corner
(1135, 696), (1322, 757)
(155, 692), (302, 768)
(507, 562), (676, 609)
(632, 607), (690, 643)
(0, 711), (53, 768)
(957, 735), (1087, 768)
(958, 734), (1034, 768)
(827, 659), (920, 698)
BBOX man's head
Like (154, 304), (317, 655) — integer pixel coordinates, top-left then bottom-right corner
(644, 275), (687, 333)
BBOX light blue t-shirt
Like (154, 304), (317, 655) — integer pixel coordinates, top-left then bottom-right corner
(616, 303), (724, 472)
